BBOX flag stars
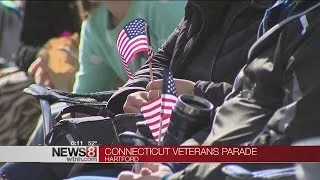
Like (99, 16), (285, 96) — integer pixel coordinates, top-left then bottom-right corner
(124, 19), (148, 38)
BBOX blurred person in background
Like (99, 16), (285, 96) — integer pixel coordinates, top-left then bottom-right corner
(0, 0), (23, 68)
(15, 1), (80, 72)
(0, 1), (81, 146)
(72, 0), (186, 93)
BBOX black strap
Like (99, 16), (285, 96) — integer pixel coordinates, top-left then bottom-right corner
(24, 84), (114, 105)
(55, 105), (103, 122)
(97, 107), (115, 118)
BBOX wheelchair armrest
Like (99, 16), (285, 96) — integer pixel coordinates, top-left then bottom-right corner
(112, 113), (144, 134)
(23, 84), (113, 105)
(118, 131), (157, 146)
(24, 84), (56, 101)
(39, 99), (53, 139)
(136, 121), (154, 140)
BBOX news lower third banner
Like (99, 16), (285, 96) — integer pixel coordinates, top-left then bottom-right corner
(0, 146), (320, 163)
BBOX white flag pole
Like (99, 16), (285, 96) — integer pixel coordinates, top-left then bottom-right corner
(145, 23), (154, 82)
(158, 94), (164, 145)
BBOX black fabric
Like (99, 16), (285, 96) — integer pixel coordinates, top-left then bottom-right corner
(45, 116), (119, 179)
(54, 105), (108, 122)
(118, 131), (157, 146)
(194, 81), (232, 112)
(107, 1), (268, 114)
(167, 2), (320, 179)
(0, 162), (59, 180)
(163, 95), (213, 145)
(14, 1), (80, 71)
(44, 113), (144, 179)
(14, 45), (40, 72)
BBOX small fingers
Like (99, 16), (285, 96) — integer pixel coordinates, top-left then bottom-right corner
(123, 92), (149, 113)
(34, 67), (53, 88)
(34, 66), (45, 85)
(123, 104), (141, 114)
(146, 79), (163, 92)
(140, 167), (152, 176)
(28, 57), (43, 76)
(43, 78), (53, 88)
(143, 163), (161, 172)
(118, 171), (136, 180)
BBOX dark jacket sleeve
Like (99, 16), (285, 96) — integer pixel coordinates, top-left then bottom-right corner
(188, 81), (233, 145)
(255, 16), (320, 144)
(107, 18), (184, 114)
(193, 81), (233, 110)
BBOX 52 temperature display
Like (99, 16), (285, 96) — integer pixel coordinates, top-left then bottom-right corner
(88, 141), (97, 146)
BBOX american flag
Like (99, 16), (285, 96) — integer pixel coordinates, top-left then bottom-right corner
(140, 70), (178, 142)
(116, 18), (150, 79)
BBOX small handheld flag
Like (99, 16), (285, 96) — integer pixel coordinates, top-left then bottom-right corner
(116, 18), (149, 79)
(140, 70), (177, 144)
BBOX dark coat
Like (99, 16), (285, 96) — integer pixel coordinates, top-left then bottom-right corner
(168, 1), (320, 179)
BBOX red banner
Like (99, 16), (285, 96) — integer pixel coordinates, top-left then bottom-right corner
(98, 146), (320, 163)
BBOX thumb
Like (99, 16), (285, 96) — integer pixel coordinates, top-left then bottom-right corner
(118, 171), (136, 180)
(147, 90), (161, 101)
(146, 79), (163, 91)
(44, 77), (53, 88)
